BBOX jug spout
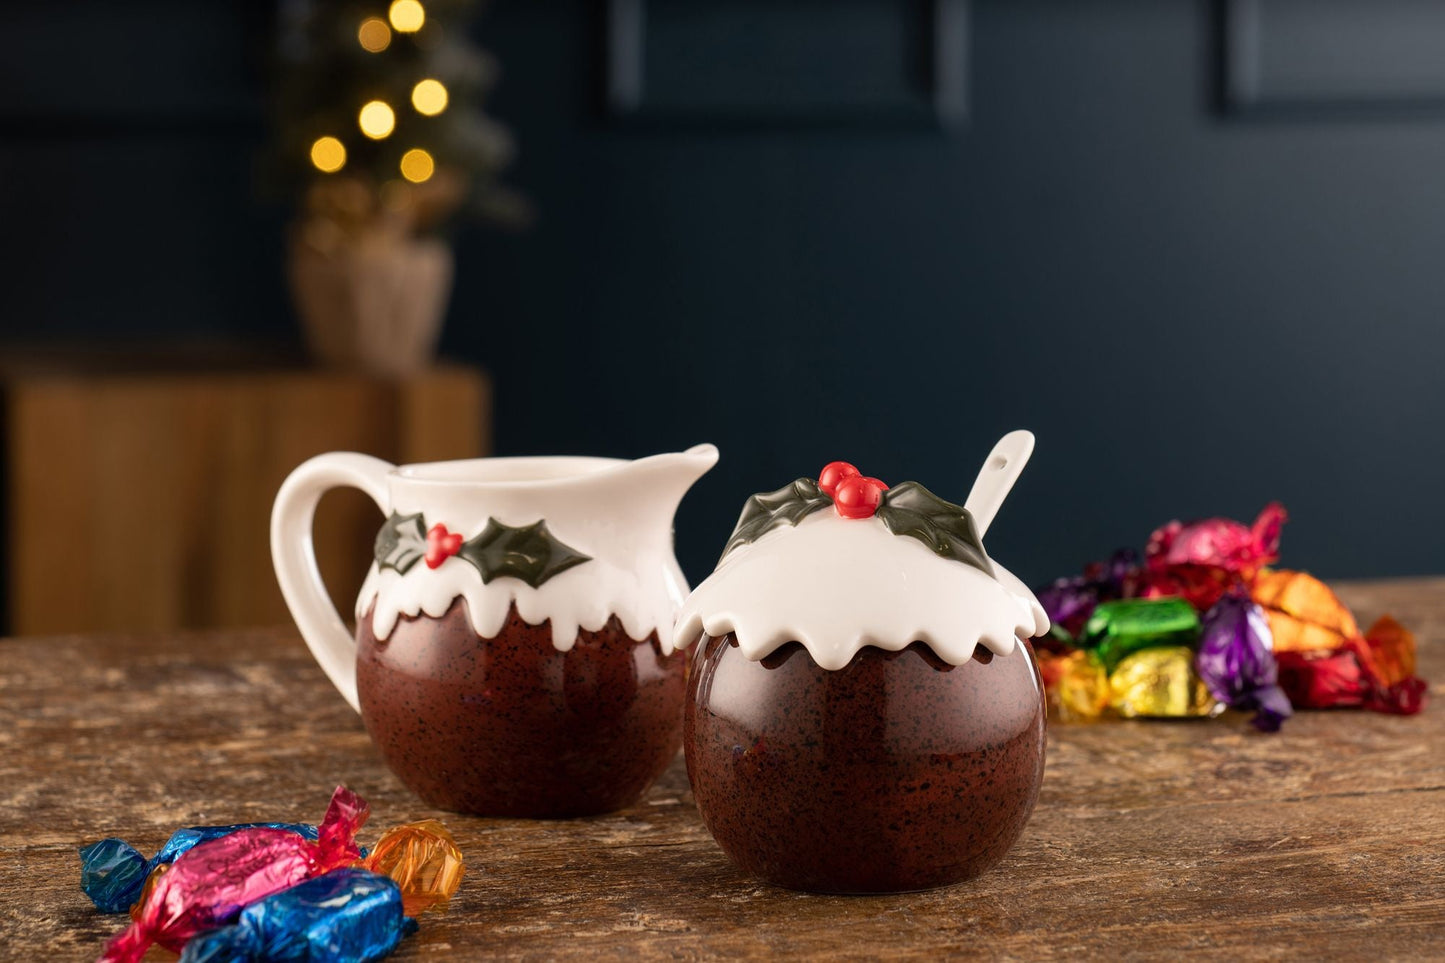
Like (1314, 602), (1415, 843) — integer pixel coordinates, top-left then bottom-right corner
(625, 443), (719, 508)
(596, 443), (717, 535)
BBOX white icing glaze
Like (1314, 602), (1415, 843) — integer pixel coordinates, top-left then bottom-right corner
(358, 549), (686, 651)
(356, 445), (716, 651)
(673, 509), (1049, 670)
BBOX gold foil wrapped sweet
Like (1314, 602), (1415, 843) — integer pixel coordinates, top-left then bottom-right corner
(363, 819), (465, 916)
(1056, 650), (1111, 721)
(1108, 646), (1219, 718)
(1250, 569), (1359, 653)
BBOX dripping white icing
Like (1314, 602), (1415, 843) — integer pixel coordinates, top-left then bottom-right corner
(357, 551), (687, 651)
(354, 445), (718, 652)
(673, 510), (1049, 670)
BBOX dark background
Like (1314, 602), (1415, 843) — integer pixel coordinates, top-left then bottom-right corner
(3, 0), (1444, 589)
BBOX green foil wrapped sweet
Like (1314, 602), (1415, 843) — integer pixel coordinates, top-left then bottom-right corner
(1108, 646), (1220, 718)
(1080, 597), (1201, 673)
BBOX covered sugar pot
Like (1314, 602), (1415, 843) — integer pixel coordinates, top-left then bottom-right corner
(674, 432), (1049, 892)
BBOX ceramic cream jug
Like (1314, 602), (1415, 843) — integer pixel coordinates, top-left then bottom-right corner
(271, 444), (718, 817)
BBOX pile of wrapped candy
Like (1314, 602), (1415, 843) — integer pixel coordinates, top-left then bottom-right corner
(1034, 503), (1429, 731)
(79, 786), (464, 963)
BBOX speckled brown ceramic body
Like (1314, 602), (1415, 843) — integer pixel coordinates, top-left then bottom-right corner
(357, 598), (686, 817)
(684, 635), (1045, 893)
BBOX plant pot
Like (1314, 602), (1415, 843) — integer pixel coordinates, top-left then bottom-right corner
(287, 222), (455, 377)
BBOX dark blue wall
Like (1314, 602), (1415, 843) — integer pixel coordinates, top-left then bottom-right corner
(4, 1), (1445, 588)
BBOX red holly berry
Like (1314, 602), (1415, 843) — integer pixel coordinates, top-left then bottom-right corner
(818, 461), (860, 497)
(860, 476), (889, 492)
(834, 475), (884, 519)
(425, 523), (464, 569)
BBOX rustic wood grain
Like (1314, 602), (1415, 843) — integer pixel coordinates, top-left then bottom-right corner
(3, 364), (489, 635)
(1, 578), (1442, 961)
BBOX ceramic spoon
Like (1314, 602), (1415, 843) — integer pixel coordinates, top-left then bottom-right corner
(963, 430), (1036, 539)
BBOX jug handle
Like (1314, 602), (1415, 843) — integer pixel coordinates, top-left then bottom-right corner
(270, 452), (393, 713)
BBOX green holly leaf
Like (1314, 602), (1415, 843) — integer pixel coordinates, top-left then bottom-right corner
(457, 518), (592, 588)
(374, 512), (428, 573)
(720, 478), (833, 562)
(877, 481), (994, 578)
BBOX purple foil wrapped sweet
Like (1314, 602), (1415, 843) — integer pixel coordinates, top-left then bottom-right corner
(1195, 594), (1293, 732)
(1036, 549), (1140, 642)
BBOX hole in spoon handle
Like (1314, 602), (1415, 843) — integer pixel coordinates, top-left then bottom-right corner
(964, 430), (1036, 540)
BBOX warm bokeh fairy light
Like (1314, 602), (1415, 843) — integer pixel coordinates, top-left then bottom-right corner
(400, 148), (435, 183)
(358, 101), (396, 139)
(357, 17), (392, 52)
(309, 136), (347, 173)
(411, 79), (449, 116)
(388, 0), (425, 33)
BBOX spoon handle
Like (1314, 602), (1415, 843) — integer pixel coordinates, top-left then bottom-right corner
(963, 430), (1036, 539)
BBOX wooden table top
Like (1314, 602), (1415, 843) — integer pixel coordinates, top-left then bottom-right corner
(3, 578), (1442, 961)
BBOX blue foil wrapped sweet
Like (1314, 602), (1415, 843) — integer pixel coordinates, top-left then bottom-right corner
(178, 868), (415, 963)
(80, 823), (319, 912)
(1195, 593), (1293, 732)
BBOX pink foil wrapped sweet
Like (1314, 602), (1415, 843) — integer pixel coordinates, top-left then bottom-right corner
(1143, 503), (1288, 610)
(98, 786), (368, 962)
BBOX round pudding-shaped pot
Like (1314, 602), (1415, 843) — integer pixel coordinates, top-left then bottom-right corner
(357, 598), (686, 817)
(684, 634), (1045, 893)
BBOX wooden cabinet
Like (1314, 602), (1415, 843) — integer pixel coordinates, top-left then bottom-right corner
(2, 360), (490, 635)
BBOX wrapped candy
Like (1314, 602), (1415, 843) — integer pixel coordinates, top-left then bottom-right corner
(1195, 594), (1293, 732)
(99, 787), (369, 962)
(1360, 615), (1418, 688)
(1036, 650), (1110, 721)
(1251, 569), (1360, 652)
(178, 869), (414, 963)
(1035, 549), (1140, 643)
(1143, 503), (1287, 610)
(1275, 645), (1369, 709)
(1035, 649), (1067, 695)
(1109, 647), (1220, 718)
(1146, 502), (1287, 573)
(130, 864), (169, 922)
(1357, 616), (1429, 714)
(80, 823), (318, 913)
(1034, 500), (1428, 728)
(1140, 565), (1240, 613)
(1080, 597), (1200, 674)
(1363, 675), (1429, 715)
(363, 820), (465, 916)
(1048, 650), (1110, 721)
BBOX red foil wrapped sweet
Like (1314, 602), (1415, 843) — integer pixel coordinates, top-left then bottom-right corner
(1275, 644), (1369, 709)
(1275, 631), (1428, 716)
(99, 787), (368, 962)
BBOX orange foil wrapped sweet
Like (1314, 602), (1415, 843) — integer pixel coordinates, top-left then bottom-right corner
(363, 820), (465, 916)
(1252, 575), (1427, 714)
(1250, 569), (1360, 653)
(1359, 615), (1418, 687)
(1038, 650), (1110, 721)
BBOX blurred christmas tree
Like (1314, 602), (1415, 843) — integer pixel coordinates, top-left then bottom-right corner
(271, 0), (524, 374)
(273, 0), (522, 234)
